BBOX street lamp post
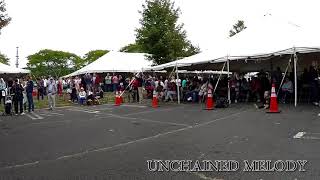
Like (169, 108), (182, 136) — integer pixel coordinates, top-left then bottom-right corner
(16, 46), (19, 68)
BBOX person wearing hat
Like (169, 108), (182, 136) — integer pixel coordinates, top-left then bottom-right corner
(78, 87), (86, 105)
(47, 77), (57, 110)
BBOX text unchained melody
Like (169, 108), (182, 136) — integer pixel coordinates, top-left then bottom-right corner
(147, 160), (308, 172)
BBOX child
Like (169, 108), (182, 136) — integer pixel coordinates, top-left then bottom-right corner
(78, 87), (86, 105)
(254, 91), (270, 109)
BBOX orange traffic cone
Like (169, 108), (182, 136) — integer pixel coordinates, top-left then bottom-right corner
(114, 91), (121, 106)
(267, 83), (280, 113)
(152, 90), (158, 108)
(119, 91), (123, 103)
(205, 89), (214, 110)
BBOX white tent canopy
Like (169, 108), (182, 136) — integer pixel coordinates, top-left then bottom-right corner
(0, 63), (30, 74)
(64, 51), (152, 77)
(226, 16), (320, 58)
(144, 50), (227, 71)
(146, 15), (320, 71)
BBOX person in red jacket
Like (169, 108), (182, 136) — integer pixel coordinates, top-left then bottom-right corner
(58, 78), (63, 97)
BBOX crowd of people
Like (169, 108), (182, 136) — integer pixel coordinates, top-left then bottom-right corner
(1, 65), (320, 115)
(0, 76), (57, 115)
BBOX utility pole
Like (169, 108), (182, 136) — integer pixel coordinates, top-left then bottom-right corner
(15, 46), (19, 68)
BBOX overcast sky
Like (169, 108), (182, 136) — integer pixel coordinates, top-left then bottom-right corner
(0, 0), (319, 67)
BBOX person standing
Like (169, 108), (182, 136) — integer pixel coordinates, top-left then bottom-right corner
(112, 74), (119, 92)
(12, 79), (24, 115)
(137, 74), (144, 103)
(0, 78), (6, 105)
(21, 78), (28, 112)
(26, 76), (34, 112)
(47, 77), (57, 110)
(104, 73), (112, 92)
(43, 76), (48, 96)
(58, 78), (63, 97)
(310, 66), (319, 106)
(37, 78), (44, 100)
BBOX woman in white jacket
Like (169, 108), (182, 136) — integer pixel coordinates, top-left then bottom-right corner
(0, 78), (6, 105)
(78, 87), (87, 105)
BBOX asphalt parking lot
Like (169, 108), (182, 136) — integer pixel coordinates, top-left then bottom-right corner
(0, 103), (320, 180)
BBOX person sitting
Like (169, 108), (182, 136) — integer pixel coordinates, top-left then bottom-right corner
(165, 80), (177, 102)
(280, 77), (293, 104)
(155, 80), (164, 101)
(95, 86), (104, 99)
(250, 76), (261, 102)
(185, 81), (199, 103)
(78, 87), (86, 105)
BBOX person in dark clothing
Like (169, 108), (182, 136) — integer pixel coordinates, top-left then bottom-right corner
(259, 73), (271, 104)
(37, 78), (44, 100)
(12, 79), (24, 115)
(81, 76), (86, 90)
(309, 66), (319, 105)
(26, 76), (34, 112)
(136, 75), (144, 103)
(272, 67), (282, 92)
(70, 84), (78, 103)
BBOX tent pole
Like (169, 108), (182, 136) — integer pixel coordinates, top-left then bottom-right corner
(119, 71), (141, 97)
(213, 62), (226, 94)
(277, 55), (292, 96)
(294, 48), (298, 107)
(227, 56), (231, 104)
(176, 63), (180, 104)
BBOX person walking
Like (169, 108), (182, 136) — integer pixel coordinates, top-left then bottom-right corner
(12, 79), (24, 115)
(47, 77), (57, 110)
(26, 76), (34, 112)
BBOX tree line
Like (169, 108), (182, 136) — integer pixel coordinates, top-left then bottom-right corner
(0, 0), (247, 78)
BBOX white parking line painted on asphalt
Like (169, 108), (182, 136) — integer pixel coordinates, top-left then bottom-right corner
(301, 136), (320, 140)
(293, 132), (306, 139)
(120, 104), (147, 108)
(68, 108), (100, 114)
(29, 120), (71, 126)
(0, 109), (248, 170)
(190, 172), (223, 180)
(122, 108), (173, 117)
(31, 112), (44, 120)
(105, 113), (190, 127)
(56, 110), (247, 160)
(1, 161), (39, 170)
(92, 107), (113, 111)
(24, 113), (38, 120)
(38, 112), (64, 117)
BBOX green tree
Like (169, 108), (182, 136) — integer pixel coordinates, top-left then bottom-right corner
(135, 0), (199, 65)
(120, 43), (144, 53)
(229, 20), (246, 37)
(27, 49), (82, 78)
(83, 50), (109, 66)
(0, 0), (11, 33)
(0, 52), (9, 65)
